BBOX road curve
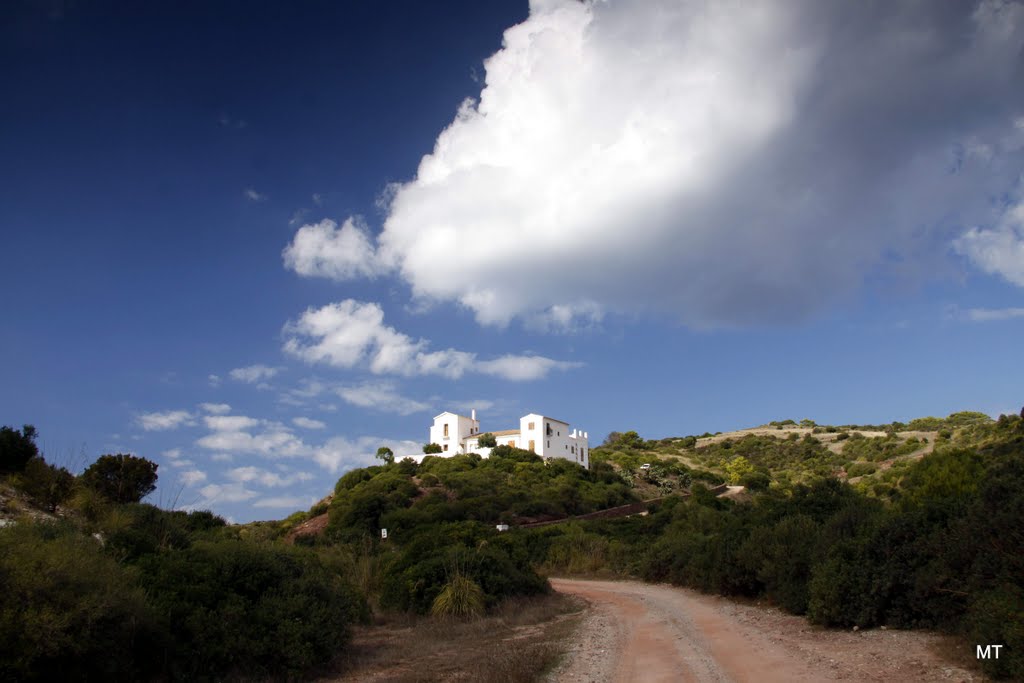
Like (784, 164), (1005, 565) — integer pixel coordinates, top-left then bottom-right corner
(548, 578), (981, 683)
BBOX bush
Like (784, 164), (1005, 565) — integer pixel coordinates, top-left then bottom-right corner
(16, 458), (75, 512)
(431, 573), (485, 619)
(845, 462), (877, 478)
(82, 453), (158, 504)
(0, 425), (39, 473)
(0, 522), (157, 681)
(139, 540), (363, 680)
(478, 432), (497, 448)
(423, 442), (443, 454)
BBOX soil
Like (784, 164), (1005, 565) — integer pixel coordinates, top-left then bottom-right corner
(548, 578), (983, 683)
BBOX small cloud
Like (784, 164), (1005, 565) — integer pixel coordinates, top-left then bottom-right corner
(288, 208), (310, 227)
(244, 188), (267, 202)
(293, 417), (326, 430)
(196, 482), (258, 504)
(204, 415), (261, 432)
(312, 193), (323, 206)
(211, 453), (234, 463)
(253, 496), (314, 510)
(962, 307), (1024, 322)
(283, 218), (385, 281)
(336, 381), (430, 416)
(283, 299), (581, 381)
(226, 466), (313, 488)
(208, 374), (222, 387)
(180, 469), (208, 486)
(230, 364), (282, 383)
(199, 402), (232, 414)
(162, 448), (182, 460)
(137, 410), (195, 431)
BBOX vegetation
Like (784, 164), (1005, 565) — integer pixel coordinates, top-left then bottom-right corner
(3, 409), (1022, 679)
(0, 424), (39, 473)
(527, 410), (1024, 679)
(81, 453), (159, 504)
(478, 431), (497, 448)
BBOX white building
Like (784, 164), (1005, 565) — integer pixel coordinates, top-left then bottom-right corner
(427, 410), (590, 468)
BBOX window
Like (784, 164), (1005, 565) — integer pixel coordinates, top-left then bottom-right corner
(547, 440), (550, 448)
(528, 440), (535, 452)
(507, 440), (515, 447)
(572, 446), (575, 454)
(443, 444), (448, 451)
(546, 423), (552, 436)
(528, 422), (535, 430)
(443, 424), (449, 437)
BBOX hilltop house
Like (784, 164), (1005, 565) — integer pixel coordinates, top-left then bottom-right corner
(427, 410), (590, 468)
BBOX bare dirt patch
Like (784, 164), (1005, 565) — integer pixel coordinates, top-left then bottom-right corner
(321, 594), (584, 683)
(549, 578), (984, 683)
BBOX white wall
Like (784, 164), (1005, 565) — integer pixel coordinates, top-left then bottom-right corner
(428, 411), (589, 468)
(428, 412), (479, 454)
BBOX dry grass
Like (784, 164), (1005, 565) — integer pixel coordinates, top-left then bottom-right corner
(324, 593), (585, 682)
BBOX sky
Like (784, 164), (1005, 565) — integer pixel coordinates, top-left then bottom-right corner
(2, 0), (1023, 522)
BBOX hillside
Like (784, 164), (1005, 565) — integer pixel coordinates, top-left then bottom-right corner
(3, 409), (1022, 680)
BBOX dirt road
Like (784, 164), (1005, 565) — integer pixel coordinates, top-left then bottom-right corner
(548, 578), (981, 683)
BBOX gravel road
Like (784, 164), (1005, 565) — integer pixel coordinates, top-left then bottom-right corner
(547, 578), (982, 683)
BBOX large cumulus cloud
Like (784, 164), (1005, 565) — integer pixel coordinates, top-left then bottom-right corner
(286, 0), (1024, 328)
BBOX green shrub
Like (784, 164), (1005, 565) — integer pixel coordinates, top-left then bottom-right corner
(15, 458), (75, 512)
(0, 425), (39, 473)
(81, 453), (158, 504)
(0, 522), (157, 681)
(431, 573), (485, 619)
(845, 462), (877, 478)
(139, 540), (363, 680)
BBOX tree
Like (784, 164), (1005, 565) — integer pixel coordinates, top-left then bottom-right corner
(477, 432), (497, 448)
(375, 446), (394, 464)
(82, 453), (158, 504)
(0, 424), (39, 473)
(423, 443), (443, 454)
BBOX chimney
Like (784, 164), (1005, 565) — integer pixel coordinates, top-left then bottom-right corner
(471, 408), (476, 421)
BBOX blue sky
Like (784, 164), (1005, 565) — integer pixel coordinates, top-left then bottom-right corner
(2, 0), (1022, 521)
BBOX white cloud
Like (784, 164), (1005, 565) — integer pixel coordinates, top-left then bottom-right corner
(963, 307), (1024, 322)
(475, 355), (582, 381)
(211, 453), (234, 462)
(169, 459), (195, 468)
(293, 416), (326, 429)
(230, 364), (282, 383)
(137, 410), (195, 431)
(196, 482), (258, 504)
(336, 381), (430, 415)
(199, 402), (232, 414)
(180, 469), (208, 486)
(244, 188), (266, 202)
(283, 217), (384, 280)
(208, 374), (222, 387)
(283, 299), (579, 380)
(954, 197), (1024, 287)
(204, 415), (262, 432)
(162, 448), (182, 460)
(253, 496), (313, 510)
(196, 427), (310, 458)
(312, 436), (422, 473)
(288, 0), (1024, 328)
(226, 466), (313, 488)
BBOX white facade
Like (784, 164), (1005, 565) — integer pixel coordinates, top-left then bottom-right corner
(429, 411), (590, 468)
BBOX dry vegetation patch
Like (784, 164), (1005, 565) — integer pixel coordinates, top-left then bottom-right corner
(325, 594), (584, 683)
